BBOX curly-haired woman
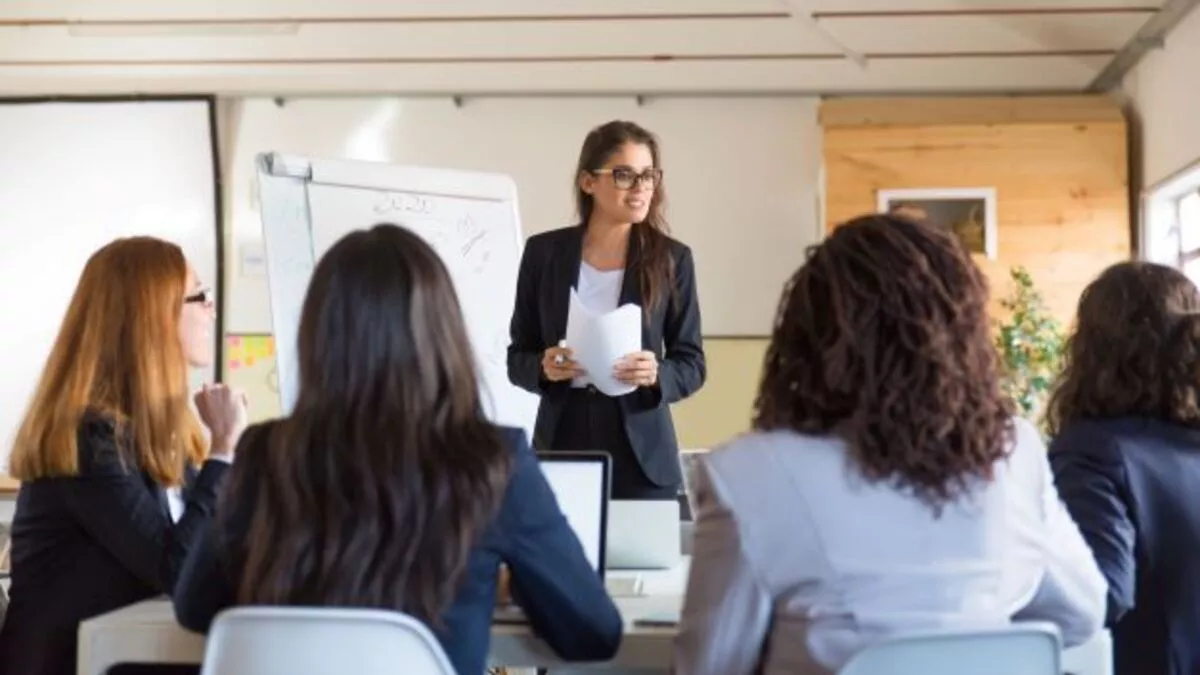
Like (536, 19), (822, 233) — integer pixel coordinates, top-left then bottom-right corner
(1048, 261), (1200, 675)
(673, 214), (1105, 675)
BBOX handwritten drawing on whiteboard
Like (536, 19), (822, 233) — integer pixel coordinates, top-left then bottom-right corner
(373, 192), (434, 215)
(256, 153), (538, 438)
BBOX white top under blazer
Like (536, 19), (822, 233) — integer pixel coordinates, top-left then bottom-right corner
(674, 417), (1106, 675)
(570, 261), (624, 389)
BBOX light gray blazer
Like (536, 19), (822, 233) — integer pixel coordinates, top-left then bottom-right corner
(674, 417), (1106, 675)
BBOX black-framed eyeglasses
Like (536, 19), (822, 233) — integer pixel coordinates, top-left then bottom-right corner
(590, 167), (662, 190)
(184, 288), (214, 306)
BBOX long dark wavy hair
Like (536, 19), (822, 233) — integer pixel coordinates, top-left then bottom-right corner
(754, 214), (1014, 510)
(1047, 261), (1200, 433)
(575, 120), (674, 314)
(228, 224), (511, 623)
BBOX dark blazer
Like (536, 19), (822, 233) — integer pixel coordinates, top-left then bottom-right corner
(1050, 417), (1200, 675)
(0, 413), (229, 675)
(507, 224), (706, 486)
(173, 422), (623, 675)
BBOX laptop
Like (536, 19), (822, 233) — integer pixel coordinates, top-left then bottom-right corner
(606, 499), (682, 570)
(493, 451), (610, 623)
(536, 450), (610, 578)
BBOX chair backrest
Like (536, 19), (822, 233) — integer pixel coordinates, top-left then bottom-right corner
(838, 622), (1062, 675)
(199, 606), (456, 675)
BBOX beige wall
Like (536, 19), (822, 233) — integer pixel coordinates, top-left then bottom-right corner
(223, 335), (770, 453)
(224, 94), (1136, 467)
(1122, 7), (1200, 188)
(670, 339), (768, 450)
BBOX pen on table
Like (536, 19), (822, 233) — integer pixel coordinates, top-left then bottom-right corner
(554, 339), (567, 365)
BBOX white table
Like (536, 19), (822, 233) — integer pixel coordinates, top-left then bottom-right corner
(77, 561), (1112, 675)
(77, 566), (685, 675)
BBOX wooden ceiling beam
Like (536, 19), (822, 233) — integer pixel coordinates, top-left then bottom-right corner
(0, 12), (790, 27)
(0, 50), (1117, 68)
(0, 6), (1162, 27)
(814, 6), (1158, 18)
(1087, 0), (1200, 90)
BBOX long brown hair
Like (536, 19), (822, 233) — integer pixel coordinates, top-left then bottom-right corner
(1047, 261), (1200, 433)
(230, 224), (511, 623)
(754, 214), (1014, 510)
(575, 120), (674, 314)
(9, 237), (206, 486)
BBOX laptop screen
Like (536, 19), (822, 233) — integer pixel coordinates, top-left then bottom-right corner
(537, 451), (609, 577)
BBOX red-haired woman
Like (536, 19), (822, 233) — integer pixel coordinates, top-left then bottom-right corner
(0, 237), (247, 675)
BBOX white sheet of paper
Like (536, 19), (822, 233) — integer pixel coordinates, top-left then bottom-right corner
(565, 288), (642, 397)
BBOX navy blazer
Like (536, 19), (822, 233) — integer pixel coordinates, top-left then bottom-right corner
(173, 422), (623, 675)
(1050, 417), (1200, 675)
(0, 413), (229, 675)
(507, 224), (706, 487)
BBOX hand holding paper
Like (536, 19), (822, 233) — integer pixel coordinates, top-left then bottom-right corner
(565, 288), (643, 397)
(613, 351), (658, 388)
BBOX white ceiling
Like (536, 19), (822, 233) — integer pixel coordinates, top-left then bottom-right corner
(0, 0), (1176, 95)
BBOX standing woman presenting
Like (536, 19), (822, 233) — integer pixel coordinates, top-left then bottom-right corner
(508, 120), (706, 502)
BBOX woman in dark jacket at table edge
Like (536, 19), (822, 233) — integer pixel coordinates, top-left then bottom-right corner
(0, 236), (246, 675)
(1048, 261), (1200, 675)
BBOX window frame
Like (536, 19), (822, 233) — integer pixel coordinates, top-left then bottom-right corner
(1143, 159), (1200, 281)
(1178, 190), (1200, 275)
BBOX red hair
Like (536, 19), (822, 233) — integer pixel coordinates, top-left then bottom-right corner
(10, 237), (206, 486)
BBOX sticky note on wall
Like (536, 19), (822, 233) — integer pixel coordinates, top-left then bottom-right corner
(225, 334), (275, 371)
(223, 333), (283, 423)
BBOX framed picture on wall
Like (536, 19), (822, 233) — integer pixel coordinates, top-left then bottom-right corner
(877, 187), (998, 259)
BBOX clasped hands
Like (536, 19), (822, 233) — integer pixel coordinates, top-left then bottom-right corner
(541, 345), (658, 388)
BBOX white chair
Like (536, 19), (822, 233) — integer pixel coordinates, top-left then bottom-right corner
(199, 606), (456, 675)
(838, 622), (1062, 675)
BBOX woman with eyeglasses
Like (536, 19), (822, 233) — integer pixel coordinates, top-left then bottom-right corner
(508, 120), (706, 505)
(0, 237), (247, 675)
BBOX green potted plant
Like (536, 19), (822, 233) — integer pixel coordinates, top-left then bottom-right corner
(994, 266), (1065, 432)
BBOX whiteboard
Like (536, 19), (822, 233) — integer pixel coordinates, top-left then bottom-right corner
(224, 96), (822, 337)
(256, 153), (539, 437)
(0, 98), (219, 475)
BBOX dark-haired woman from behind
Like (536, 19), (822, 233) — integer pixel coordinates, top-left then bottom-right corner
(674, 214), (1105, 675)
(1048, 262), (1200, 675)
(172, 224), (621, 675)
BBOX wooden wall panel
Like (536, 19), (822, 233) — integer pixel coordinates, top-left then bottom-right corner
(822, 102), (1131, 322)
(819, 95), (1123, 127)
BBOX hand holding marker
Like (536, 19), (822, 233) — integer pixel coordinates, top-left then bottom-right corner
(543, 339), (583, 382)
